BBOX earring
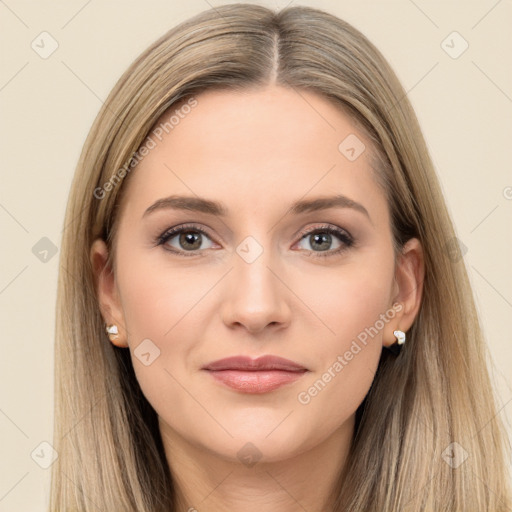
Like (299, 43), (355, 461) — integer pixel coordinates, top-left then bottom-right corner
(105, 324), (119, 341)
(393, 330), (406, 345)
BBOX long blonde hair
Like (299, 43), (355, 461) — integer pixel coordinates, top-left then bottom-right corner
(50, 4), (511, 510)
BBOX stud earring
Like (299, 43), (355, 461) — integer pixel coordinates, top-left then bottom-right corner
(105, 324), (119, 341)
(393, 330), (406, 345)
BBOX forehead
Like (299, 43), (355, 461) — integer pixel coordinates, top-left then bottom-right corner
(118, 85), (385, 220)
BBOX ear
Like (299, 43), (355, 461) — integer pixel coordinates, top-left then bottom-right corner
(90, 238), (128, 348)
(383, 237), (425, 347)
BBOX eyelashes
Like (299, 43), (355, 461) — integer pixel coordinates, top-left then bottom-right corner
(155, 223), (355, 259)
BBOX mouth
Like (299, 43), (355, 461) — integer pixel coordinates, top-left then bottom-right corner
(202, 355), (309, 394)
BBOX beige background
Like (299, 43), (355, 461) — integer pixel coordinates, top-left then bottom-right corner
(1, 0), (511, 509)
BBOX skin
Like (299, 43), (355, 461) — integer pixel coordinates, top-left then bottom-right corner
(90, 85), (424, 511)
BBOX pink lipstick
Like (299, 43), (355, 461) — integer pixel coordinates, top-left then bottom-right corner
(202, 355), (308, 394)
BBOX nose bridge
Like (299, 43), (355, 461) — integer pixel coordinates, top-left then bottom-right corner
(236, 235), (275, 295)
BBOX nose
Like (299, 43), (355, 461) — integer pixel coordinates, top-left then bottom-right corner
(220, 245), (291, 335)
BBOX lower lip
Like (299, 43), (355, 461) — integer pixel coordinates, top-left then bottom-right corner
(205, 369), (307, 393)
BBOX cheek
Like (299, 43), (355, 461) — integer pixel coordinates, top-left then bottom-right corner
(294, 253), (395, 418)
(114, 256), (206, 422)
(300, 252), (395, 353)
(114, 248), (230, 378)
(116, 253), (205, 344)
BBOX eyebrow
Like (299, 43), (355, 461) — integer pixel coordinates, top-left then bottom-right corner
(142, 194), (371, 220)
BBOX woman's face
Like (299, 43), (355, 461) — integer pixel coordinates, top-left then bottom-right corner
(92, 85), (420, 465)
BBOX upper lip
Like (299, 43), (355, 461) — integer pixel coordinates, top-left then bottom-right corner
(202, 355), (307, 372)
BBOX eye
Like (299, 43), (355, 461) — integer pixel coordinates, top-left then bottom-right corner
(155, 222), (355, 258)
(294, 224), (354, 258)
(156, 224), (216, 256)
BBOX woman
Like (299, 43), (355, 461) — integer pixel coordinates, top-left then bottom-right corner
(50, 3), (511, 511)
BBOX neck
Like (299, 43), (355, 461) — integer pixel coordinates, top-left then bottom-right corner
(161, 416), (354, 512)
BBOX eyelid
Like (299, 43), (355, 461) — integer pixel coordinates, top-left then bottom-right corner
(157, 223), (213, 240)
(295, 223), (353, 242)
